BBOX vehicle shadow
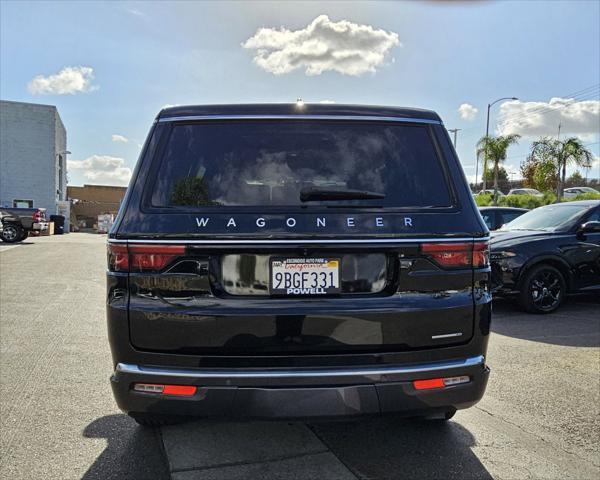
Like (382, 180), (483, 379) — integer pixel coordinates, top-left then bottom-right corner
(309, 415), (492, 480)
(492, 294), (600, 347)
(81, 414), (169, 480)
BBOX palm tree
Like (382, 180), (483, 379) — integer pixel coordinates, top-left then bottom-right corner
(477, 134), (520, 205)
(530, 137), (594, 201)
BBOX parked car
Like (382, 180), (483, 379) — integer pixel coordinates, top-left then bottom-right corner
(563, 186), (600, 198)
(507, 188), (543, 197)
(107, 103), (491, 426)
(479, 207), (528, 231)
(0, 207), (47, 243)
(490, 200), (600, 313)
(477, 189), (505, 196)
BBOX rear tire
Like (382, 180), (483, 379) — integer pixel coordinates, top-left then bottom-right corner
(519, 264), (566, 314)
(1, 223), (24, 243)
(129, 412), (188, 427)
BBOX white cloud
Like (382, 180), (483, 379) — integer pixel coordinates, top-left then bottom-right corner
(68, 155), (132, 186)
(497, 97), (600, 138)
(242, 15), (400, 76)
(127, 8), (144, 17)
(458, 103), (478, 121)
(28, 66), (97, 95)
(111, 134), (128, 143)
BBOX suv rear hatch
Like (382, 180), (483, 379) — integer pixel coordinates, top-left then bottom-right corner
(111, 114), (488, 356)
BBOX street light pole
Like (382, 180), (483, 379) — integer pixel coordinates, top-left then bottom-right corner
(447, 128), (461, 148)
(479, 96), (518, 191)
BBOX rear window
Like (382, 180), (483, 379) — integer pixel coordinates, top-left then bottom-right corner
(150, 121), (452, 209)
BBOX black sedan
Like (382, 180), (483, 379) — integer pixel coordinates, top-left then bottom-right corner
(479, 206), (528, 231)
(490, 200), (600, 313)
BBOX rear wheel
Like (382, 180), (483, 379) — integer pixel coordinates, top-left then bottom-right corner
(519, 264), (566, 314)
(1, 223), (24, 243)
(129, 412), (188, 427)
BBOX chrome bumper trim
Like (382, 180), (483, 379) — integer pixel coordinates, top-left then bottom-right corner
(116, 355), (484, 380)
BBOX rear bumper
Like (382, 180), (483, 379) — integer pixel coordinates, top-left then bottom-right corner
(111, 355), (489, 420)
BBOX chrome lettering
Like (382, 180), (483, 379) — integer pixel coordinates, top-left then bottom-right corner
(227, 218), (237, 228)
(196, 217), (209, 227)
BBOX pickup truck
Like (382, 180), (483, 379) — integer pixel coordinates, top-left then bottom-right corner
(0, 207), (48, 243)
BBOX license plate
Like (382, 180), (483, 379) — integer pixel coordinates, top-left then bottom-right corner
(270, 258), (341, 295)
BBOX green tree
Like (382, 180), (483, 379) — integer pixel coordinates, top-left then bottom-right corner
(477, 134), (520, 205)
(520, 153), (559, 192)
(530, 137), (594, 201)
(565, 171), (584, 188)
(483, 166), (510, 193)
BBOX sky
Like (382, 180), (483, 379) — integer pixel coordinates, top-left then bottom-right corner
(1, 0), (599, 187)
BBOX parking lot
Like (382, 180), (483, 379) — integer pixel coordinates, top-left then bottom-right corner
(0, 233), (598, 480)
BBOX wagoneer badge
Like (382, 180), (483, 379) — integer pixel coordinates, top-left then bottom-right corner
(195, 216), (414, 229)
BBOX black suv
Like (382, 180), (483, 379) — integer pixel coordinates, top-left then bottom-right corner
(107, 104), (491, 426)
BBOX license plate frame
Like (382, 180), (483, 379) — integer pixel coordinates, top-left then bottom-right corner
(269, 257), (341, 296)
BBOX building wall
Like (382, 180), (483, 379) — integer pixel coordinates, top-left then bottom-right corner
(67, 184), (127, 224)
(0, 100), (67, 214)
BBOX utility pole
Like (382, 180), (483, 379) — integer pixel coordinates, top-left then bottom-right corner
(447, 128), (461, 148)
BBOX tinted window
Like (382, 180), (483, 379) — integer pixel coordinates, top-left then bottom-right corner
(501, 212), (524, 224)
(481, 212), (495, 229)
(150, 122), (452, 208)
(586, 208), (600, 223)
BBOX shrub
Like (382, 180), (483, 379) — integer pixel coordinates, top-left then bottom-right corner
(566, 192), (600, 201)
(474, 194), (493, 207)
(474, 191), (598, 209)
(498, 195), (546, 209)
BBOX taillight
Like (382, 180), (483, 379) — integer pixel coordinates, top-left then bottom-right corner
(32, 210), (41, 222)
(133, 383), (197, 396)
(421, 241), (489, 269)
(472, 241), (490, 268)
(413, 375), (470, 391)
(108, 244), (129, 271)
(107, 244), (185, 272)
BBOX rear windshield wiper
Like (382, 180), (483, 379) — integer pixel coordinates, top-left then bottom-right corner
(300, 187), (386, 202)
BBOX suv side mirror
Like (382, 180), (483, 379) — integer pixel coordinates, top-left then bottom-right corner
(579, 221), (600, 233)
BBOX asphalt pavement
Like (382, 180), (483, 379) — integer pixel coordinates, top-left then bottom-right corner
(0, 233), (598, 480)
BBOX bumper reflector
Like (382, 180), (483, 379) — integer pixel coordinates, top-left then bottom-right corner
(413, 375), (470, 390)
(133, 383), (197, 396)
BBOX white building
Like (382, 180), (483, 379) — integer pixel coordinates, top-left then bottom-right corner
(0, 100), (68, 217)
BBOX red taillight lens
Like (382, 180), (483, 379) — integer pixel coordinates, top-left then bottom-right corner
(472, 241), (490, 268)
(413, 376), (470, 390)
(413, 378), (445, 390)
(129, 245), (185, 271)
(107, 244), (185, 272)
(108, 244), (129, 271)
(421, 241), (489, 269)
(32, 210), (41, 222)
(133, 383), (197, 396)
